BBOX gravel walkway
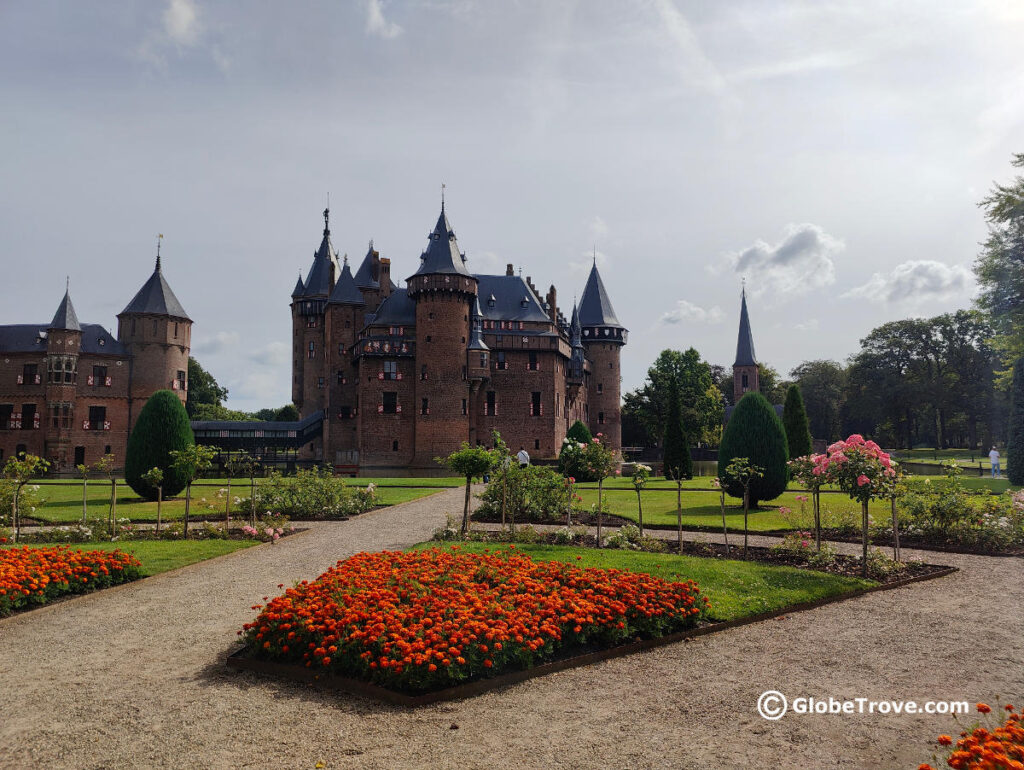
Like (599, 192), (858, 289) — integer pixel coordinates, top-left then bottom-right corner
(2, 487), (1022, 769)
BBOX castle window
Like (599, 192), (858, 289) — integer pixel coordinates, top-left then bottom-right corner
(485, 391), (496, 416)
(338, 343), (346, 355)
(152, 320), (158, 336)
(597, 383), (603, 394)
(340, 406), (352, 419)
(428, 312), (434, 320)
(307, 341), (315, 359)
(317, 377), (324, 389)
(390, 326), (403, 336)
(382, 392), (397, 414)
(104, 445), (111, 455)
(392, 440), (399, 451)
(462, 365), (467, 381)
(20, 403), (36, 430)
(496, 352), (507, 370)
(173, 322), (179, 338)
(534, 439), (540, 450)
(530, 392), (542, 416)
(598, 412), (605, 425)
(609, 362), (613, 369)
(420, 365), (427, 381)
(131, 319), (137, 335)
(425, 335), (432, 343)
(176, 370), (186, 390)
(479, 353), (487, 368)
(93, 366), (107, 386)
(461, 398), (467, 416)
(21, 364), (39, 385)
(528, 351), (538, 371)
(307, 317), (318, 328)
(88, 405), (106, 431)
(742, 373), (749, 389)
(384, 360), (398, 380)
(0, 404), (13, 430)
(421, 398), (429, 415)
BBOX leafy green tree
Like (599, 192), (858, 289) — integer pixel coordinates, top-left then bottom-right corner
(141, 467), (164, 532)
(723, 457), (763, 559)
(189, 403), (252, 421)
(2, 453), (49, 542)
(783, 384), (813, 459)
(974, 152), (1024, 384)
(661, 377), (691, 480)
(275, 404), (300, 421)
(566, 420), (592, 444)
(581, 437), (618, 545)
(757, 364), (791, 405)
(717, 392), (788, 507)
(439, 443), (495, 535)
(558, 420), (596, 478)
(185, 356), (228, 418)
(170, 444), (218, 538)
(125, 390), (195, 500)
(1008, 357), (1024, 486)
(790, 360), (847, 442)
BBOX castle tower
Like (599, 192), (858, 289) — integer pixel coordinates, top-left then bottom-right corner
(466, 296), (490, 447)
(117, 246), (192, 429)
(291, 207), (340, 420)
(352, 240), (394, 313)
(407, 203), (478, 466)
(578, 261), (627, 450)
(44, 289), (82, 467)
(732, 286), (759, 404)
(324, 256), (365, 466)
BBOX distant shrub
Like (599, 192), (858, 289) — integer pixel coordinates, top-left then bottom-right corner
(125, 390), (194, 500)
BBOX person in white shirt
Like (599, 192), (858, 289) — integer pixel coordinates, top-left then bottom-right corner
(989, 446), (1001, 478)
(517, 448), (530, 467)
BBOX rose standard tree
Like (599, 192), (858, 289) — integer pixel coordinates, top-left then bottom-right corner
(814, 435), (900, 577)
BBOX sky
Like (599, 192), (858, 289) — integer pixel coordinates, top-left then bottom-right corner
(2, 0), (1022, 411)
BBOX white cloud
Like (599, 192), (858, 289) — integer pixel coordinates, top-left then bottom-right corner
(842, 260), (973, 304)
(248, 341), (290, 367)
(193, 330), (239, 356)
(366, 0), (402, 39)
(569, 248), (608, 275)
(661, 300), (724, 325)
(588, 215), (609, 242)
(794, 318), (819, 331)
(163, 0), (200, 47)
(724, 223), (843, 298)
(650, 0), (728, 94)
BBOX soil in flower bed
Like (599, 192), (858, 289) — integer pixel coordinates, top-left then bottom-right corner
(457, 531), (951, 585)
(239, 548), (710, 696)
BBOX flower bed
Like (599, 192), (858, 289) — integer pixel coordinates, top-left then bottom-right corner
(0, 545), (142, 616)
(240, 548), (710, 695)
(921, 703), (1023, 769)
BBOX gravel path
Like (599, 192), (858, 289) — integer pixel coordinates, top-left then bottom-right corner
(2, 488), (1022, 769)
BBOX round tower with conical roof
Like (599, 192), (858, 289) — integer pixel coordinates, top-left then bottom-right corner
(44, 288), (83, 466)
(578, 261), (627, 451)
(324, 254), (365, 466)
(407, 204), (478, 466)
(117, 245), (192, 429)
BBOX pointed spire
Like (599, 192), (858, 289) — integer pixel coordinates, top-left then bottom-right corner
(50, 288), (81, 332)
(121, 243), (190, 320)
(569, 303), (582, 348)
(302, 208), (341, 297)
(323, 206), (330, 236)
(155, 234), (163, 272)
(468, 296), (488, 351)
(328, 259), (365, 306)
(734, 286), (758, 367)
(578, 261), (623, 329)
(411, 203), (472, 278)
(291, 273), (306, 298)
(354, 240), (381, 289)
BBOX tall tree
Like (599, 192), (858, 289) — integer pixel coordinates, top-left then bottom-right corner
(783, 384), (813, 458)
(974, 152), (1024, 383)
(757, 364), (791, 405)
(1008, 357), (1024, 486)
(125, 390), (195, 499)
(717, 392), (788, 507)
(186, 357), (229, 418)
(662, 378), (691, 480)
(790, 360), (847, 442)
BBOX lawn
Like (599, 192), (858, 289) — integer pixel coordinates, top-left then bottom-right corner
(410, 541), (875, 623)
(24, 478), (448, 524)
(2, 539), (258, 577)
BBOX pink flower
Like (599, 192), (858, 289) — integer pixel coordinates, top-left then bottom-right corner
(856, 474), (870, 487)
(614, 469), (621, 475)
(795, 495), (808, 502)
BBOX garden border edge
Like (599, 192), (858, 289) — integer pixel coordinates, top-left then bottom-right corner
(225, 563), (959, 706)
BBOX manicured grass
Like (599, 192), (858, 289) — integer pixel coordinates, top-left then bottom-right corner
(24, 479), (446, 524)
(411, 542), (876, 623)
(2, 539), (259, 577)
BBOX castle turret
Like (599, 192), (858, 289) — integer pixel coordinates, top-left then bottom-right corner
(353, 240), (394, 312)
(578, 261), (626, 450)
(44, 289), (82, 466)
(291, 208), (339, 418)
(324, 257), (365, 464)
(732, 287), (759, 405)
(117, 245), (191, 429)
(407, 203), (478, 465)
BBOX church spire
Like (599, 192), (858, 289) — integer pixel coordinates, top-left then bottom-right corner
(734, 286), (757, 367)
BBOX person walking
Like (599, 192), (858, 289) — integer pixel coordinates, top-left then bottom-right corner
(989, 446), (1001, 478)
(517, 447), (530, 468)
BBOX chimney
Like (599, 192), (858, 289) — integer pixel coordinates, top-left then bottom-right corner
(506, 263), (514, 276)
(546, 285), (557, 325)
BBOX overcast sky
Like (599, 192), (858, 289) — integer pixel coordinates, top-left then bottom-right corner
(2, 1), (1022, 411)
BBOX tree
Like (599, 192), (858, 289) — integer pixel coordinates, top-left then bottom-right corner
(141, 467), (164, 533)
(274, 404), (300, 422)
(757, 364), (791, 405)
(623, 348), (722, 447)
(439, 443), (495, 535)
(630, 463), (651, 537)
(1008, 357), (1024, 485)
(724, 457), (763, 559)
(566, 420), (592, 444)
(94, 453), (118, 540)
(125, 390), (195, 500)
(75, 462), (91, 524)
(581, 437), (618, 545)
(717, 392), (788, 507)
(227, 451), (260, 526)
(186, 356), (228, 418)
(783, 384), (813, 459)
(662, 377), (691, 480)
(790, 360), (847, 442)
(2, 454), (49, 542)
(189, 403), (252, 422)
(170, 444), (218, 538)
(559, 420), (596, 479)
(974, 153), (1024, 383)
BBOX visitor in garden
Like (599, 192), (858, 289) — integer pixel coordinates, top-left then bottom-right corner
(517, 447), (530, 467)
(989, 446), (1001, 478)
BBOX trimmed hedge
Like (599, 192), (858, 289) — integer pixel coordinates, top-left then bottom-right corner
(783, 384), (814, 460)
(717, 391), (789, 506)
(125, 390), (195, 500)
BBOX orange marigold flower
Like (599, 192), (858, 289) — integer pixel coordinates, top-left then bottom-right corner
(937, 735), (953, 746)
(978, 703), (992, 714)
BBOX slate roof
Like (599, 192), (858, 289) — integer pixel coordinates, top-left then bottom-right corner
(369, 288), (416, 326)
(50, 291), (81, 331)
(0, 324), (127, 355)
(569, 303), (583, 347)
(412, 208), (472, 278)
(353, 243), (396, 290)
(328, 260), (365, 305)
(474, 275), (550, 322)
(301, 223), (341, 298)
(734, 288), (757, 367)
(468, 297), (489, 351)
(291, 275), (306, 298)
(578, 262), (623, 328)
(120, 261), (191, 320)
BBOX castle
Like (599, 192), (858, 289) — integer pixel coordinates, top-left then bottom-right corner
(0, 254), (191, 470)
(290, 204), (627, 471)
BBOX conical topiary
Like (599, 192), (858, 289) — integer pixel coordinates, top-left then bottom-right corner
(662, 378), (692, 479)
(1007, 358), (1024, 486)
(717, 391), (789, 506)
(783, 384), (814, 460)
(125, 390), (196, 500)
